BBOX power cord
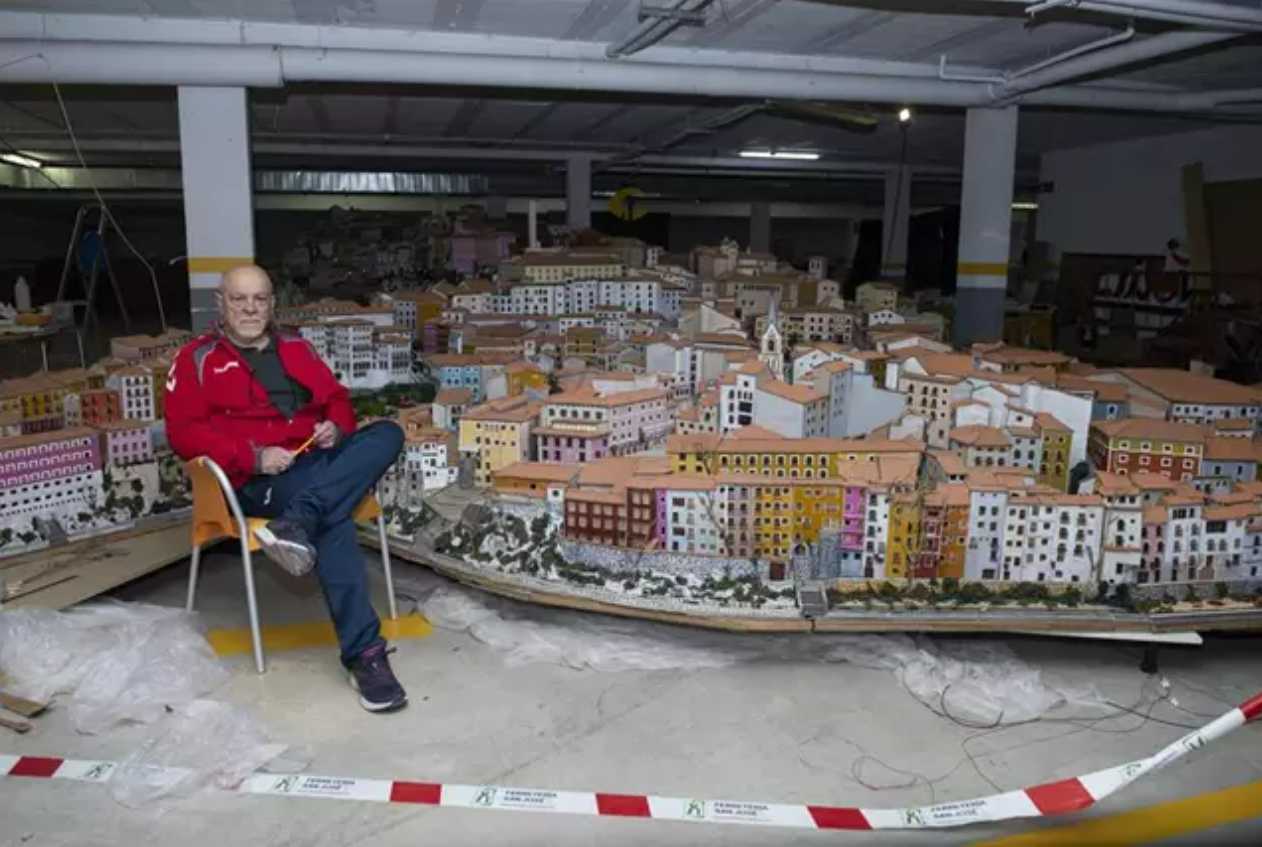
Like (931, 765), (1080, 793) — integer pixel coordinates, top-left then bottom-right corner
(52, 82), (169, 332)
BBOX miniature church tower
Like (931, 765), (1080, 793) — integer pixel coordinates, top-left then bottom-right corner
(759, 298), (785, 382)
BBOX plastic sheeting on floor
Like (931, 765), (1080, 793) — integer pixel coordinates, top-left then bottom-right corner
(419, 584), (1103, 726)
(0, 602), (228, 733)
(0, 601), (292, 806)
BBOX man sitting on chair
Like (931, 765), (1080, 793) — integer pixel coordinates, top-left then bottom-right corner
(165, 265), (408, 712)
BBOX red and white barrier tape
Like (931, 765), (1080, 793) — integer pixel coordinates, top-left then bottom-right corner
(3, 693), (1259, 830)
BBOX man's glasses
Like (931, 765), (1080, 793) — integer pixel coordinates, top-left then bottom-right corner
(225, 294), (274, 309)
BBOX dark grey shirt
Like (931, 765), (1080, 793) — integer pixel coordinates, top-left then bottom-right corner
(237, 339), (311, 419)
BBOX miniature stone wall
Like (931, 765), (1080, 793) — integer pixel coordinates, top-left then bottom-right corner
(496, 498), (552, 524)
(1131, 579), (1262, 601)
(559, 539), (767, 580)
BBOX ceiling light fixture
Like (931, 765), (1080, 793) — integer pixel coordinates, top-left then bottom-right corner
(898, 107), (913, 123)
(739, 149), (820, 161)
(1011, 201), (1039, 211)
(0, 152), (43, 169)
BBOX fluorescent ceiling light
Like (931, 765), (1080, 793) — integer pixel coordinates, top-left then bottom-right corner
(1011, 201), (1039, 211)
(0, 152), (43, 169)
(739, 149), (820, 161)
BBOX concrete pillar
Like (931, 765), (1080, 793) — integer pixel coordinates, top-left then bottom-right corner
(565, 155), (591, 231)
(527, 199), (539, 248)
(954, 105), (1018, 347)
(177, 86), (254, 332)
(881, 165), (911, 280)
(750, 201), (771, 254)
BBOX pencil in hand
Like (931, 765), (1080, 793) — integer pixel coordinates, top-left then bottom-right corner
(293, 431), (318, 456)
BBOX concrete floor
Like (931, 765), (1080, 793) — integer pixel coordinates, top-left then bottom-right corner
(2, 545), (1261, 847)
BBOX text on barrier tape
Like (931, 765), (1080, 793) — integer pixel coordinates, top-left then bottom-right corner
(3, 692), (1260, 831)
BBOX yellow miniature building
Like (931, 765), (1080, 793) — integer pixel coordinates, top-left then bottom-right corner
(665, 429), (923, 478)
(505, 361), (549, 397)
(457, 396), (540, 487)
(886, 492), (920, 579)
(1036, 412), (1073, 491)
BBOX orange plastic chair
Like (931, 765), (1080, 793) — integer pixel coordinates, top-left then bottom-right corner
(183, 455), (398, 674)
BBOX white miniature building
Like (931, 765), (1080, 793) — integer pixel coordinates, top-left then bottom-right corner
(758, 298), (786, 382)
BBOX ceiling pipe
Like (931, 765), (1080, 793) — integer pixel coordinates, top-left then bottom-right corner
(1006, 25), (1136, 81)
(0, 11), (1077, 82)
(607, 0), (716, 59)
(0, 23), (1251, 116)
(1022, 0), (1262, 33)
(1203, 88), (1262, 107)
(0, 42), (283, 86)
(993, 30), (1235, 98)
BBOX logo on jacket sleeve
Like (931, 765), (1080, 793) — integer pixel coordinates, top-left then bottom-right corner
(166, 360), (177, 393)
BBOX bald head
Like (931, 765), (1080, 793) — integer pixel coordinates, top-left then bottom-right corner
(217, 264), (274, 347)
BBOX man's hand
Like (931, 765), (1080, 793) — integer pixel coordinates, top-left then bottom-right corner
(258, 446), (295, 475)
(313, 420), (340, 450)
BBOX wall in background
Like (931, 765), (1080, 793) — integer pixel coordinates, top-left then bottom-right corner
(1037, 125), (1262, 257)
(667, 214), (856, 272)
(1207, 178), (1262, 275)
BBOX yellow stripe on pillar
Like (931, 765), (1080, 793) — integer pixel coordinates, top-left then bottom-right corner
(957, 261), (1009, 276)
(187, 256), (255, 274)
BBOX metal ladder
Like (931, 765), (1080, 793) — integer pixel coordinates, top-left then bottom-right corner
(54, 203), (133, 339)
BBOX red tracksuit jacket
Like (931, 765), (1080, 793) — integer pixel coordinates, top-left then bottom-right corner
(164, 326), (357, 488)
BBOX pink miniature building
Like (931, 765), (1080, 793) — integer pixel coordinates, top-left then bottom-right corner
(656, 489), (669, 548)
(841, 484), (866, 551)
(95, 420), (154, 467)
(534, 428), (610, 464)
(0, 426), (104, 526)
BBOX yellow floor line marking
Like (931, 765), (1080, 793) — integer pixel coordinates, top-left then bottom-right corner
(207, 614), (433, 657)
(972, 778), (1262, 847)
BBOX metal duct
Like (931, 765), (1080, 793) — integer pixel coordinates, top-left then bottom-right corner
(0, 166), (490, 194)
(254, 170), (488, 194)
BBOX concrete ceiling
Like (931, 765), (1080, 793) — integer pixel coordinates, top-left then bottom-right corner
(1, 1), (1258, 203)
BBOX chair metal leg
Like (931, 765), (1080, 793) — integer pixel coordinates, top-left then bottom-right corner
(185, 543), (201, 612)
(378, 516), (398, 620)
(240, 538), (266, 674)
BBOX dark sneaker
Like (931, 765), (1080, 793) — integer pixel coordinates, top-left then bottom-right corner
(348, 644), (408, 713)
(254, 519), (317, 576)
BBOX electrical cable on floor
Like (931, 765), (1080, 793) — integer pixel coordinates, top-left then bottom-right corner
(910, 676), (1207, 798)
(848, 752), (972, 806)
(1167, 673), (1249, 708)
(51, 82), (169, 333)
